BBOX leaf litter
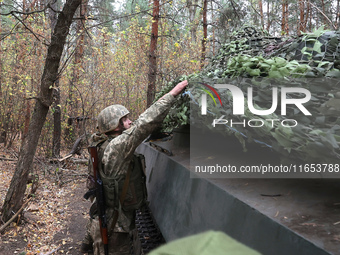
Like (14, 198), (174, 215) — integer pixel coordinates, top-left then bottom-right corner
(0, 145), (89, 255)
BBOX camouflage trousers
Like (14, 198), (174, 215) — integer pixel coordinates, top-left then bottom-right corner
(83, 201), (135, 254)
(88, 216), (131, 255)
(84, 217), (143, 255)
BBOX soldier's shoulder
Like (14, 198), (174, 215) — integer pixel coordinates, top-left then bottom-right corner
(90, 132), (107, 146)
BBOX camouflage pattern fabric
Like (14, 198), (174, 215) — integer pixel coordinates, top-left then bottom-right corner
(88, 92), (175, 254)
(97, 105), (130, 134)
(90, 208), (132, 255)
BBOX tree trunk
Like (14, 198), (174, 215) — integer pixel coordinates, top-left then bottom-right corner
(321, 0), (326, 28)
(200, 0), (207, 69)
(211, 0), (215, 55)
(308, 0), (312, 31)
(1, 0), (82, 223)
(187, 0), (199, 41)
(286, 2), (289, 35)
(66, 0), (87, 142)
(281, 1), (285, 34)
(266, 1), (271, 32)
(281, 0), (289, 35)
(337, 0), (340, 30)
(258, 0), (264, 29)
(147, 0), (160, 107)
(0, 15), (6, 145)
(22, 101), (31, 144)
(298, 0), (304, 35)
(52, 83), (61, 158)
(336, 0), (340, 30)
(0, 13), (2, 140)
(50, 0), (61, 158)
(77, 0), (87, 136)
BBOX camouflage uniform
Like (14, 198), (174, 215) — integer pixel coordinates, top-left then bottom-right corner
(86, 93), (176, 255)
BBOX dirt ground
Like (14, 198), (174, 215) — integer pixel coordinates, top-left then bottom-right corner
(0, 145), (91, 255)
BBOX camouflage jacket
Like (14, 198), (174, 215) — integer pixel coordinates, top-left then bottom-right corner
(91, 93), (175, 233)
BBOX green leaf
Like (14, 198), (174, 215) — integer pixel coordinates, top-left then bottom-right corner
(274, 57), (286, 67)
(312, 26), (326, 37)
(246, 68), (261, 76)
(278, 67), (290, 76)
(268, 70), (283, 78)
(313, 40), (323, 53)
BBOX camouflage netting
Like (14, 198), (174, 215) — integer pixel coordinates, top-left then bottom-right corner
(156, 26), (340, 164)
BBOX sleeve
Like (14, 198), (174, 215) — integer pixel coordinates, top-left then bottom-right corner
(131, 92), (175, 139)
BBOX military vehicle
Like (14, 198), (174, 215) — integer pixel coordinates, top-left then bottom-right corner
(134, 27), (340, 255)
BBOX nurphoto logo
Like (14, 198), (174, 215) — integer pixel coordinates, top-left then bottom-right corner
(200, 83), (312, 128)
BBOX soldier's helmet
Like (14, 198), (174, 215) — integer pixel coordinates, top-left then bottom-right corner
(97, 105), (129, 134)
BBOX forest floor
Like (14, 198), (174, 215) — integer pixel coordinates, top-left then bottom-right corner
(0, 144), (91, 255)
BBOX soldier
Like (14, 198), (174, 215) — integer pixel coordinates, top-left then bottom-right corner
(81, 80), (188, 254)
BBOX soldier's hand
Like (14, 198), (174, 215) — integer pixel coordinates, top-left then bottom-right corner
(169, 80), (188, 97)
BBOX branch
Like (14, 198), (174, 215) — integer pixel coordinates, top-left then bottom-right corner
(229, 0), (242, 21)
(11, 13), (42, 43)
(0, 14), (25, 41)
(0, 198), (32, 233)
(303, 1), (336, 30)
(0, 157), (17, 161)
(86, 0), (173, 30)
(0, 3), (61, 16)
(249, 1), (262, 19)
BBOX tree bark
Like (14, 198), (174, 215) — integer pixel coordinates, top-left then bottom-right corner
(70, 0), (87, 116)
(187, 0), (199, 41)
(281, 0), (289, 35)
(22, 101), (31, 144)
(76, 0), (88, 136)
(211, 0), (215, 55)
(147, 0), (160, 107)
(66, 0), (87, 142)
(258, 0), (264, 29)
(50, 0), (61, 158)
(298, 0), (305, 35)
(1, 0), (82, 222)
(337, 0), (340, 30)
(266, 0), (271, 32)
(52, 83), (61, 158)
(0, 13), (3, 142)
(281, 1), (285, 34)
(307, 0), (312, 31)
(200, 0), (207, 69)
(321, 0), (326, 28)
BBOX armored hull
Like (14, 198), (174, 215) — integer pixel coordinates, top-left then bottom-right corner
(136, 128), (340, 255)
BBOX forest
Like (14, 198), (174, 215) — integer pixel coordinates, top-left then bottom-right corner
(1, 0), (340, 254)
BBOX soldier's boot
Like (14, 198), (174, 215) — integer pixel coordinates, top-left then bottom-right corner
(80, 233), (93, 254)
